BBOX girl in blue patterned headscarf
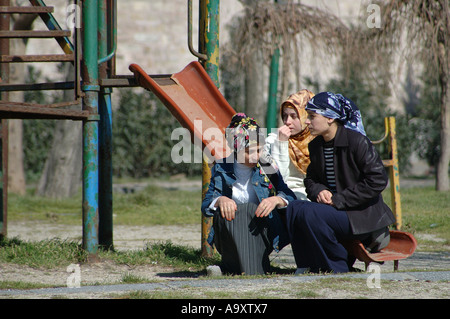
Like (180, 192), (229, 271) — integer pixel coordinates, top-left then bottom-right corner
(306, 92), (366, 136)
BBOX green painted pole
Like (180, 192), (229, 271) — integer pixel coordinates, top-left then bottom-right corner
(200, 0), (220, 87)
(199, 0), (219, 257)
(266, 0), (279, 132)
(266, 48), (279, 132)
(98, 0), (113, 250)
(82, 0), (100, 258)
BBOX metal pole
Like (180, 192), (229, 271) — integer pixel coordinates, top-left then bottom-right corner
(266, 49), (279, 131)
(0, 0), (10, 239)
(266, 0), (279, 131)
(82, 0), (100, 258)
(199, 0), (219, 257)
(387, 117), (402, 230)
(98, 0), (113, 250)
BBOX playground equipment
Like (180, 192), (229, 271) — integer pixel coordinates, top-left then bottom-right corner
(0, 0), (416, 269)
(343, 230), (417, 271)
(0, 0), (223, 258)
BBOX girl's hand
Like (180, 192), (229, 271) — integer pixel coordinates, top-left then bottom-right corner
(255, 196), (286, 218)
(216, 196), (237, 221)
(278, 125), (292, 141)
(317, 190), (334, 206)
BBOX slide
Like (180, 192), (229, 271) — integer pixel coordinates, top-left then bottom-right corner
(129, 61), (236, 160)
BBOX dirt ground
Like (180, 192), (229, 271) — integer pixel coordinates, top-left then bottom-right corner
(1, 220), (449, 299)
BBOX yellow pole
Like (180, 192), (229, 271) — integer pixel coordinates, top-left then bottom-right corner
(387, 117), (402, 229)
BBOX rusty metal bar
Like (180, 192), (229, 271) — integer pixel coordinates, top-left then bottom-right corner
(187, 0), (207, 61)
(0, 0), (10, 239)
(0, 81), (75, 91)
(0, 54), (74, 63)
(0, 30), (71, 38)
(0, 106), (88, 120)
(100, 75), (174, 87)
(0, 6), (53, 13)
(0, 99), (82, 108)
(371, 117), (389, 145)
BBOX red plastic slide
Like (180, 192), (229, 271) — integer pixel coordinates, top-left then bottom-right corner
(129, 61), (236, 160)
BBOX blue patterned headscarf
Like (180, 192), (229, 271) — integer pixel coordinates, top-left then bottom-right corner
(306, 92), (366, 136)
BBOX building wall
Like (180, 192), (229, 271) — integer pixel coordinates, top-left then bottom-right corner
(23, 0), (410, 110)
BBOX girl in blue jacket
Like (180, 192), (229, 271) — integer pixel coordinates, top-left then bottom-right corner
(201, 113), (296, 275)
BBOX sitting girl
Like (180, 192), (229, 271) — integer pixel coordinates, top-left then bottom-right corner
(287, 92), (396, 273)
(201, 113), (296, 275)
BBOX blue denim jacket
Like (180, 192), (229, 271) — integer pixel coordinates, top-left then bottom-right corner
(201, 159), (296, 251)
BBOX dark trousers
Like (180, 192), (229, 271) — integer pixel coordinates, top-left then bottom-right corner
(286, 200), (355, 273)
(213, 202), (272, 275)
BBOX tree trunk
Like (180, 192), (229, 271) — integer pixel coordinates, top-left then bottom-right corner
(7, 11), (38, 195)
(436, 37), (450, 191)
(36, 64), (82, 198)
(245, 50), (266, 126)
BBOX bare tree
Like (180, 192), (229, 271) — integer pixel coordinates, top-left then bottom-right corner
(377, 0), (449, 191)
(36, 64), (82, 198)
(226, 0), (449, 190)
(225, 1), (357, 122)
(7, 4), (38, 195)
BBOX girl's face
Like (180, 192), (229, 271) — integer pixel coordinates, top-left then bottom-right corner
(305, 110), (334, 137)
(282, 107), (303, 136)
(236, 144), (262, 167)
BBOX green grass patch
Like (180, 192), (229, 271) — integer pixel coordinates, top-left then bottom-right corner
(0, 281), (56, 290)
(383, 186), (450, 243)
(113, 185), (201, 225)
(8, 184), (201, 226)
(0, 237), (88, 268)
(0, 236), (219, 271)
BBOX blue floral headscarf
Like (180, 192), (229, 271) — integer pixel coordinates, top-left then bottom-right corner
(306, 92), (366, 136)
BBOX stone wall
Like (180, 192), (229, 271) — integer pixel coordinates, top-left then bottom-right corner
(22, 0), (412, 112)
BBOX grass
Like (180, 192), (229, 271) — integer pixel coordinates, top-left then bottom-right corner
(8, 182), (201, 226)
(0, 237), (219, 271)
(1, 181), (448, 287)
(7, 182), (448, 240)
(383, 186), (450, 243)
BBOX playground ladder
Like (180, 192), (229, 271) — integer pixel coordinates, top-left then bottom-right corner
(0, 0), (86, 121)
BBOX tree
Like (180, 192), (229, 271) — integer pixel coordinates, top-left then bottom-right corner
(378, 0), (449, 190)
(223, 1), (354, 126)
(36, 64), (82, 198)
(7, 2), (38, 195)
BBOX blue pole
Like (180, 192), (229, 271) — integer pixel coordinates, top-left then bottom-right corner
(82, 0), (99, 258)
(98, 0), (113, 250)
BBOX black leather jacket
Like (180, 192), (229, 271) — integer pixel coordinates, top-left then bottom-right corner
(304, 126), (396, 235)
